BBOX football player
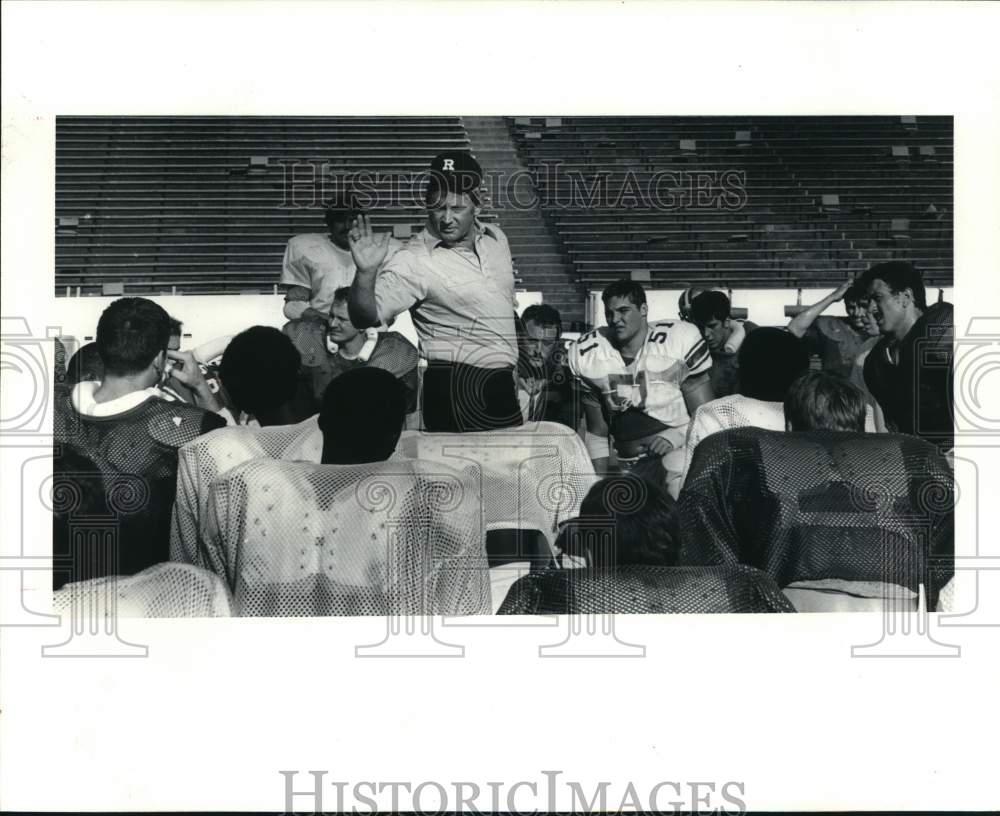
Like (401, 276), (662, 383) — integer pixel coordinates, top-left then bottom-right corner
(568, 279), (714, 497)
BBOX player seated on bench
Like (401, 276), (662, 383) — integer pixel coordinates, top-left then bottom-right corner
(688, 290), (759, 398)
(297, 286), (418, 417)
(567, 279), (715, 500)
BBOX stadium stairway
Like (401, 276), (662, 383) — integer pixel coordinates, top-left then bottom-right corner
(463, 117), (587, 324)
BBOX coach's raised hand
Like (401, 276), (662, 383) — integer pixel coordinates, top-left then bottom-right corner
(348, 214), (391, 275)
(347, 214), (388, 329)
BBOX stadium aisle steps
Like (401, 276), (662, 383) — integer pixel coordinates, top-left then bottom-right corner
(463, 116), (586, 323)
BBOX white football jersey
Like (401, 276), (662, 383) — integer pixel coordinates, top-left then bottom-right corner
(567, 320), (711, 428)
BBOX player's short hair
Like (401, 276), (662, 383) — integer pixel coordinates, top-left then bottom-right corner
(324, 190), (361, 227)
(331, 286), (352, 307)
(738, 327), (811, 402)
(521, 304), (563, 336)
(167, 316), (183, 336)
(219, 326), (301, 417)
(844, 280), (868, 306)
(319, 367), (407, 465)
(95, 297), (171, 377)
(690, 290), (732, 324)
(558, 475), (679, 568)
(784, 370), (867, 432)
(860, 261), (927, 310)
(601, 279), (647, 308)
(66, 342), (105, 387)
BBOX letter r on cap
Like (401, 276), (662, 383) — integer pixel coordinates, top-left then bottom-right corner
(443, 159), (455, 171)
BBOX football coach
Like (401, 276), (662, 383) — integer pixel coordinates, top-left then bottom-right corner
(347, 151), (521, 432)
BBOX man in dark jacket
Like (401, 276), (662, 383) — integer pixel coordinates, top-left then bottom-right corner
(860, 261), (953, 448)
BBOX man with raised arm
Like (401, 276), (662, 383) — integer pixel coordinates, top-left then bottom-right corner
(280, 193), (401, 367)
(567, 279), (715, 498)
(347, 151), (521, 432)
(786, 278), (879, 378)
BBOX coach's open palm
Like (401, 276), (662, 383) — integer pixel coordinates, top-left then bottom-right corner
(348, 214), (391, 274)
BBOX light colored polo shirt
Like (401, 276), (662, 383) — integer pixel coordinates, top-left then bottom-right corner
(373, 221), (518, 369)
(281, 233), (401, 314)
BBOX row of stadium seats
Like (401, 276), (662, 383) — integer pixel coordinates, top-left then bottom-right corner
(509, 115), (953, 292)
(56, 116), (493, 295)
(55, 115), (953, 309)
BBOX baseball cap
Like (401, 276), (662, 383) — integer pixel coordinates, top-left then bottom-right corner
(427, 151), (483, 198)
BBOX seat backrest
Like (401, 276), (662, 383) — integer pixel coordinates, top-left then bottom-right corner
(683, 396), (787, 486)
(205, 457), (490, 616)
(678, 428), (954, 606)
(782, 579), (917, 612)
(497, 564), (795, 614)
(683, 397), (878, 485)
(52, 562), (234, 618)
(395, 421), (598, 546)
(169, 416), (323, 567)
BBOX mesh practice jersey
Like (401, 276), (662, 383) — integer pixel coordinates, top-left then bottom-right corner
(567, 320), (711, 429)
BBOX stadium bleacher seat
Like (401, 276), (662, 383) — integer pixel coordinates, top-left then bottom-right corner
(508, 115), (952, 294)
(57, 115), (953, 313)
(56, 116), (479, 296)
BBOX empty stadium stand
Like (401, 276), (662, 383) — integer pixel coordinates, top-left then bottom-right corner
(56, 115), (953, 324)
(509, 116), (952, 297)
(55, 116), (500, 295)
